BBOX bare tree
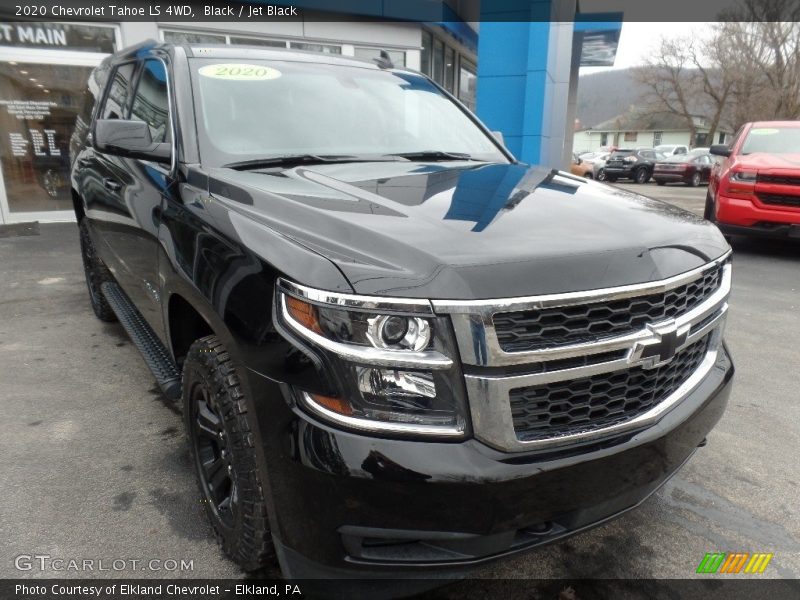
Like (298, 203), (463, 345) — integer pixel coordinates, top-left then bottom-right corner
(636, 0), (800, 138)
(715, 2), (800, 124)
(633, 37), (701, 143)
(634, 32), (733, 145)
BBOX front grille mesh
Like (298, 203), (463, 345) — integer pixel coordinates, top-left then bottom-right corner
(757, 174), (800, 185)
(493, 266), (722, 353)
(509, 335), (711, 442)
(758, 193), (800, 208)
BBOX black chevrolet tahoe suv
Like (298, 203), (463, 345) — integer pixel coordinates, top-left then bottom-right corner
(70, 42), (734, 582)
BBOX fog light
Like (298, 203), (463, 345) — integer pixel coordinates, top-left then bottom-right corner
(357, 367), (436, 406)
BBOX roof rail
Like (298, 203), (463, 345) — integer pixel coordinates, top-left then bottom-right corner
(373, 50), (394, 69)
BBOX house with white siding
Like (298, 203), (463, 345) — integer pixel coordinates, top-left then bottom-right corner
(573, 111), (732, 153)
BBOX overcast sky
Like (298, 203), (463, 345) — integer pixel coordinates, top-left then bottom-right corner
(580, 22), (714, 74)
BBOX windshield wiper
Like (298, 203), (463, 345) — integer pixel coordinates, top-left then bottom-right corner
(384, 150), (484, 162)
(223, 154), (397, 170)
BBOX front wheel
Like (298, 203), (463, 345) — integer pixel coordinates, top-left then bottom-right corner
(689, 172), (701, 187)
(183, 335), (274, 571)
(596, 169), (607, 182)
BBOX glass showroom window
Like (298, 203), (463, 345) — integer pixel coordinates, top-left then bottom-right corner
(420, 30), (432, 75)
(0, 62), (95, 216)
(458, 59), (476, 110)
(0, 22), (117, 223)
(163, 30), (226, 44)
(229, 36), (286, 48)
(289, 41), (341, 54)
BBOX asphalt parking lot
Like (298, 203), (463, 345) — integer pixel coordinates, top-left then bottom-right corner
(1, 181), (799, 591)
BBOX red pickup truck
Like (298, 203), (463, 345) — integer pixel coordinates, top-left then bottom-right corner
(706, 121), (800, 239)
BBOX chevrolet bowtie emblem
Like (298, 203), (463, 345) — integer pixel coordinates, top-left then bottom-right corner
(630, 320), (691, 369)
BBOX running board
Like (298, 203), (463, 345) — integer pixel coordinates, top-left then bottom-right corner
(101, 282), (182, 400)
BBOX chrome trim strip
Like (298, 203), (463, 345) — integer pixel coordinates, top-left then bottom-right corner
(432, 251), (730, 312)
(279, 293), (453, 370)
(465, 326), (724, 452)
(439, 261), (731, 367)
(468, 306), (726, 388)
(299, 392), (465, 437)
(278, 278), (434, 315)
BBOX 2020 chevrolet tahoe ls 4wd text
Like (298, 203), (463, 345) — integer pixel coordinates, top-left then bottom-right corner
(70, 42), (734, 580)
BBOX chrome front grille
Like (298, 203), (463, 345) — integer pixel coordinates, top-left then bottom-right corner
(493, 265), (722, 352)
(510, 334), (710, 441)
(432, 253), (732, 452)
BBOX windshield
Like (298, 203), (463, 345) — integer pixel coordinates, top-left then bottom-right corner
(189, 58), (508, 167)
(740, 127), (800, 154)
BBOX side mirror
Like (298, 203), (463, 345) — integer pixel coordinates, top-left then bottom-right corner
(709, 144), (731, 158)
(94, 119), (171, 164)
(491, 130), (505, 146)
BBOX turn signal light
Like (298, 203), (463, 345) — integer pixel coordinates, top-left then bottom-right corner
(285, 296), (322, 334)
(307, 393), (354, 416)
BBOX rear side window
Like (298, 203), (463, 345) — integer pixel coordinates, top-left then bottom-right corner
(130, 59), (171, 144)
(100, 62), (135, 120)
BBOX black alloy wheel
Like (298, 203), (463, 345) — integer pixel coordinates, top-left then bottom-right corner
(190, 380), (238, 529)
(634, 167), (648, 184)
(183, 335), (273, 570)
(597, 168), (607, 181)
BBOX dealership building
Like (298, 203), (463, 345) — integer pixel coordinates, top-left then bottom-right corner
(0, 1), (619, 224)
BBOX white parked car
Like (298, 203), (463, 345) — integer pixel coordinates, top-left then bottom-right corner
(655, 144), (689, 156)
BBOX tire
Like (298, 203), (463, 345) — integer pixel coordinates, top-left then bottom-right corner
(183, 335), (273, 571)
(703, 192), (716, 222)
(634, 168), (648, 184)
(656, 180), (666, 186)
(689, 172), (701, 187)
(78, 219), (117, 322)
(597, 169), (607, 182)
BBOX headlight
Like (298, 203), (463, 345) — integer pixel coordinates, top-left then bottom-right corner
(275, 279), (467, 437)
(729, 170), (757, 182)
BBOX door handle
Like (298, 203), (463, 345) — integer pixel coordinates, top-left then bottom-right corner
(103, 178), (122, 192)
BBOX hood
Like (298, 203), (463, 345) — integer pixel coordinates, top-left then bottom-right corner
(207, 161), (729, 299)
(733, 153), (800, 171)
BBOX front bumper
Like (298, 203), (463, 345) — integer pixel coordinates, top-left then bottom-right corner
(717, 193), (800, 237)
(603, 166), (635, 178)
(653, 172), (689, 183)
(249, 343), (733, 579)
